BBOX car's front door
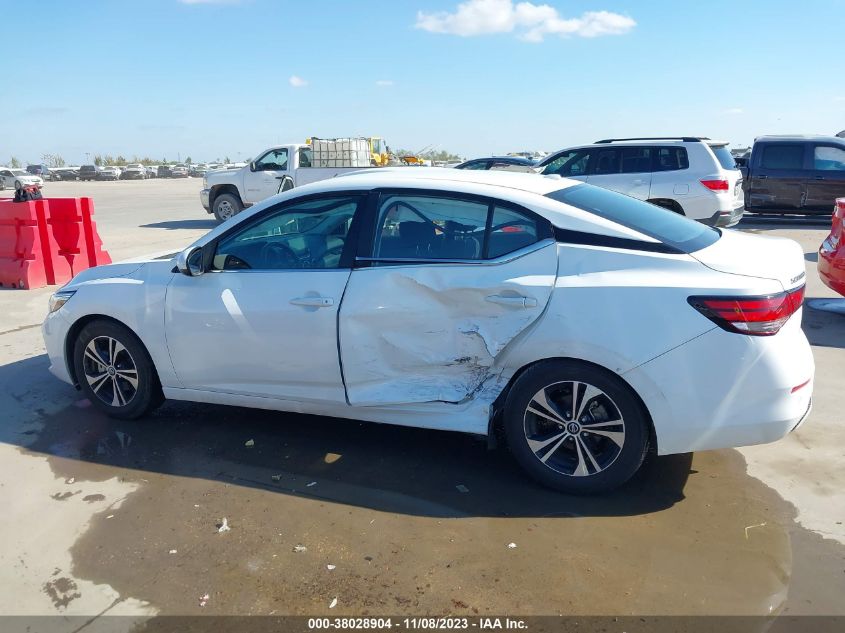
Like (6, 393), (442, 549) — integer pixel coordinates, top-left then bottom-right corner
(338, 191), (558, 407)
(164, 193), (364, 403)
(540, 148), (591, 182)
(242, 148), (291, 204)
(804, 144), (845, 212)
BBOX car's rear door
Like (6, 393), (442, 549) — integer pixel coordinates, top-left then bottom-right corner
(746, 143), (807, 211)
(587, 146), (652, 199)
(804, 143), (845, 212)
(165, 193), (365, 403)
(338, 190), (558, 407)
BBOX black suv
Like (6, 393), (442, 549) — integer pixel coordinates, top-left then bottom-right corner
(743, 135), (845, 214)
(78, 165), (101, 181)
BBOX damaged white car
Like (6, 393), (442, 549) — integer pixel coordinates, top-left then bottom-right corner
(42, 169), (814, 493)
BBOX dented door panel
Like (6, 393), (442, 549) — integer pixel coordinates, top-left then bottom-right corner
(339, 243), (558, 406)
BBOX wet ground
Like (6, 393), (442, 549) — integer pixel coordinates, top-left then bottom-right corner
(1, 181), (844, 624)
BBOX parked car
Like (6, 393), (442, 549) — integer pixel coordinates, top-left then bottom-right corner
(0, 168), (43, 190)
(26, 164), (44, 176)
(53, 168), (79, 181)
(120, 164), (147, 180)
(42, 169), (813, 494)
(157, 165), (173, 178)
(455, 156), (538, 172)
(819, 198), (845, 296)
(190, 166), (208, 178)
(98, 166), (121, 181)
(170, 164), (189, 178)
(78, 165), (101, 181)
(538, 137), (744, 227)
(743, 135), (845, 215)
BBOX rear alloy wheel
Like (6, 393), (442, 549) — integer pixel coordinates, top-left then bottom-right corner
(73, 320), (163, 419)
(503, 360), (649, 494)
(213, 193), (242, 222)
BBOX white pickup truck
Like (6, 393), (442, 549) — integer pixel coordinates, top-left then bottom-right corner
(200, 143), (374, 221)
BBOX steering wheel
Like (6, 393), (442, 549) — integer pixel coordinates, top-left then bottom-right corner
(260, 241), (299, 268)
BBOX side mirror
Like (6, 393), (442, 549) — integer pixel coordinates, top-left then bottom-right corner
(176, 246), (205, 277)
(249, 161), (257, 172)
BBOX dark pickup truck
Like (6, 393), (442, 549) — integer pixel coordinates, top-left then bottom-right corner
(742, 135), (845, 214)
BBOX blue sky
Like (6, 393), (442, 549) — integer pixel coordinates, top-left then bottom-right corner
(1, 0), (843, 165)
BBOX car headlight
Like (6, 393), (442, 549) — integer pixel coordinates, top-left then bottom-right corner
(48, 290), (75, 313)
(203, 176), (208, 188)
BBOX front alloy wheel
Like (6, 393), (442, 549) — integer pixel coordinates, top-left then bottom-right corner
(503, 360), (649, 494)
(73, 320), (163, 419)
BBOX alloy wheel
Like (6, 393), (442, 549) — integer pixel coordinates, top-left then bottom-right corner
(523, 381), (625, 477)
(82, 336), (139, 407)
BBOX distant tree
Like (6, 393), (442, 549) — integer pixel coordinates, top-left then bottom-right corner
(9, 156), (21, 168)
(224, 156), (231, 164)
(185, 156), (192, 164)
(115, 155), (126, 165)
(42, 154), (66, 167)
(93, 155), (104, 166)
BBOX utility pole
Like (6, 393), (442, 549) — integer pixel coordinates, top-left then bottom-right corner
(85, 152), (90, 164)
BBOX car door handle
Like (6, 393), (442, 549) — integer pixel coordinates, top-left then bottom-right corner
(486, 294), (538, 308)
(757, 175), (768, 180)
(814, 176), (826, 181)
(290, 296), (334, 307)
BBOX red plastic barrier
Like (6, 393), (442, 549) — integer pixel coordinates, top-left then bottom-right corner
(45, 197), (111, 275)
(0, 197), (111, 290)
(0, 200), (49, 289)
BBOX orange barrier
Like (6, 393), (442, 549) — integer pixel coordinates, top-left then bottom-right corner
(0, 197), (110, 290)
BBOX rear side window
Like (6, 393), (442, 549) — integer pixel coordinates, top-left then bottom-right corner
(546, 184), (720, 254)
(487, 207), (540, 258)
(593, 149), (621, 175)
(761, 144), (804, 170)
(653, 147), (689, 172)
(709, 145), (738, 171)
(620, 147), (651, 173)
(813, 146), (845, 171)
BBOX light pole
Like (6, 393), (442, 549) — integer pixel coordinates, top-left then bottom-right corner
(85, 152), (90, 164)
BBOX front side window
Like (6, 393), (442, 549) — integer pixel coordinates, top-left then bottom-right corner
(541, 149), (591, 177)
(213, 196), (359, 270)
(253, 148), (289, 171)
(761, 144), (804, 170)
(813, 146), (845, 171)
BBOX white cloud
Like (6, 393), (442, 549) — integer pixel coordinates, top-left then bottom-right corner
(723, 107), (744, 115)
(415, 0), (635, 42)
(375, 80), (394, 87)
(289, 75), (308, 88)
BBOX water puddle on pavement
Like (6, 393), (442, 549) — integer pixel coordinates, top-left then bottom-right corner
(23, 400), (845, 616)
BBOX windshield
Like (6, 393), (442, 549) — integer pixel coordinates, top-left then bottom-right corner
(11, 170), (27, 176)
(546, 184), (720, 254)
(710, 144), (738, 171)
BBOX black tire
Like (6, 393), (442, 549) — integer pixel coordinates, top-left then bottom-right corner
(213, 192), (243, 222)
(503, 359), (649, 495)
(73, 320), (164, 420)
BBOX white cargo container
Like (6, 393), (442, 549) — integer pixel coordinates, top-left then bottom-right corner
(310, 137), (372, 168)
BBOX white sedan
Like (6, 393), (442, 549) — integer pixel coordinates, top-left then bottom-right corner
(42, 169), (813, 493)
(0, 168), (43, 190)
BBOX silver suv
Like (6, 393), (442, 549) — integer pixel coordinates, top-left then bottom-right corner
(538, 137), (744, 227)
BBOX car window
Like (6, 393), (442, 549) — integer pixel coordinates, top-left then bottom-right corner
(254, 149), (289, 171)
(709, 145), (738, 170)
(541, 149), (591, 177)
(653, 147), (689, 172)
(458, 160), (489, 170)
(813, 146), (845, 171)
(592, 149), (621, 175)
(373, 195), (489, 261)
(620, 147), (652, 174)
(546, 184), (720, 254)
(298, 147), (312, 168)
(487, 207), (541, 258)
(213, 196), (359, 270)
(761, 144), (804, 170)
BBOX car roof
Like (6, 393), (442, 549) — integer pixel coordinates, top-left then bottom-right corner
(754, 134), (845, 143)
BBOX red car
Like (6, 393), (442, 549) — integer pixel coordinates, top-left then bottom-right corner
(819, 198), (845, 296)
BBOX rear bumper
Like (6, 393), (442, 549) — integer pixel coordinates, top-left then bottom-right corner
(702, 205), (745, 228)
(819, 240), (845, 296)
(200, 188), (210, 212)
(623, 317), (814, 455)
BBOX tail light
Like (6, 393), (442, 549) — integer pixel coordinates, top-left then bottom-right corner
(700, 179), (730, 191)
(688, 286), (805, 336)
